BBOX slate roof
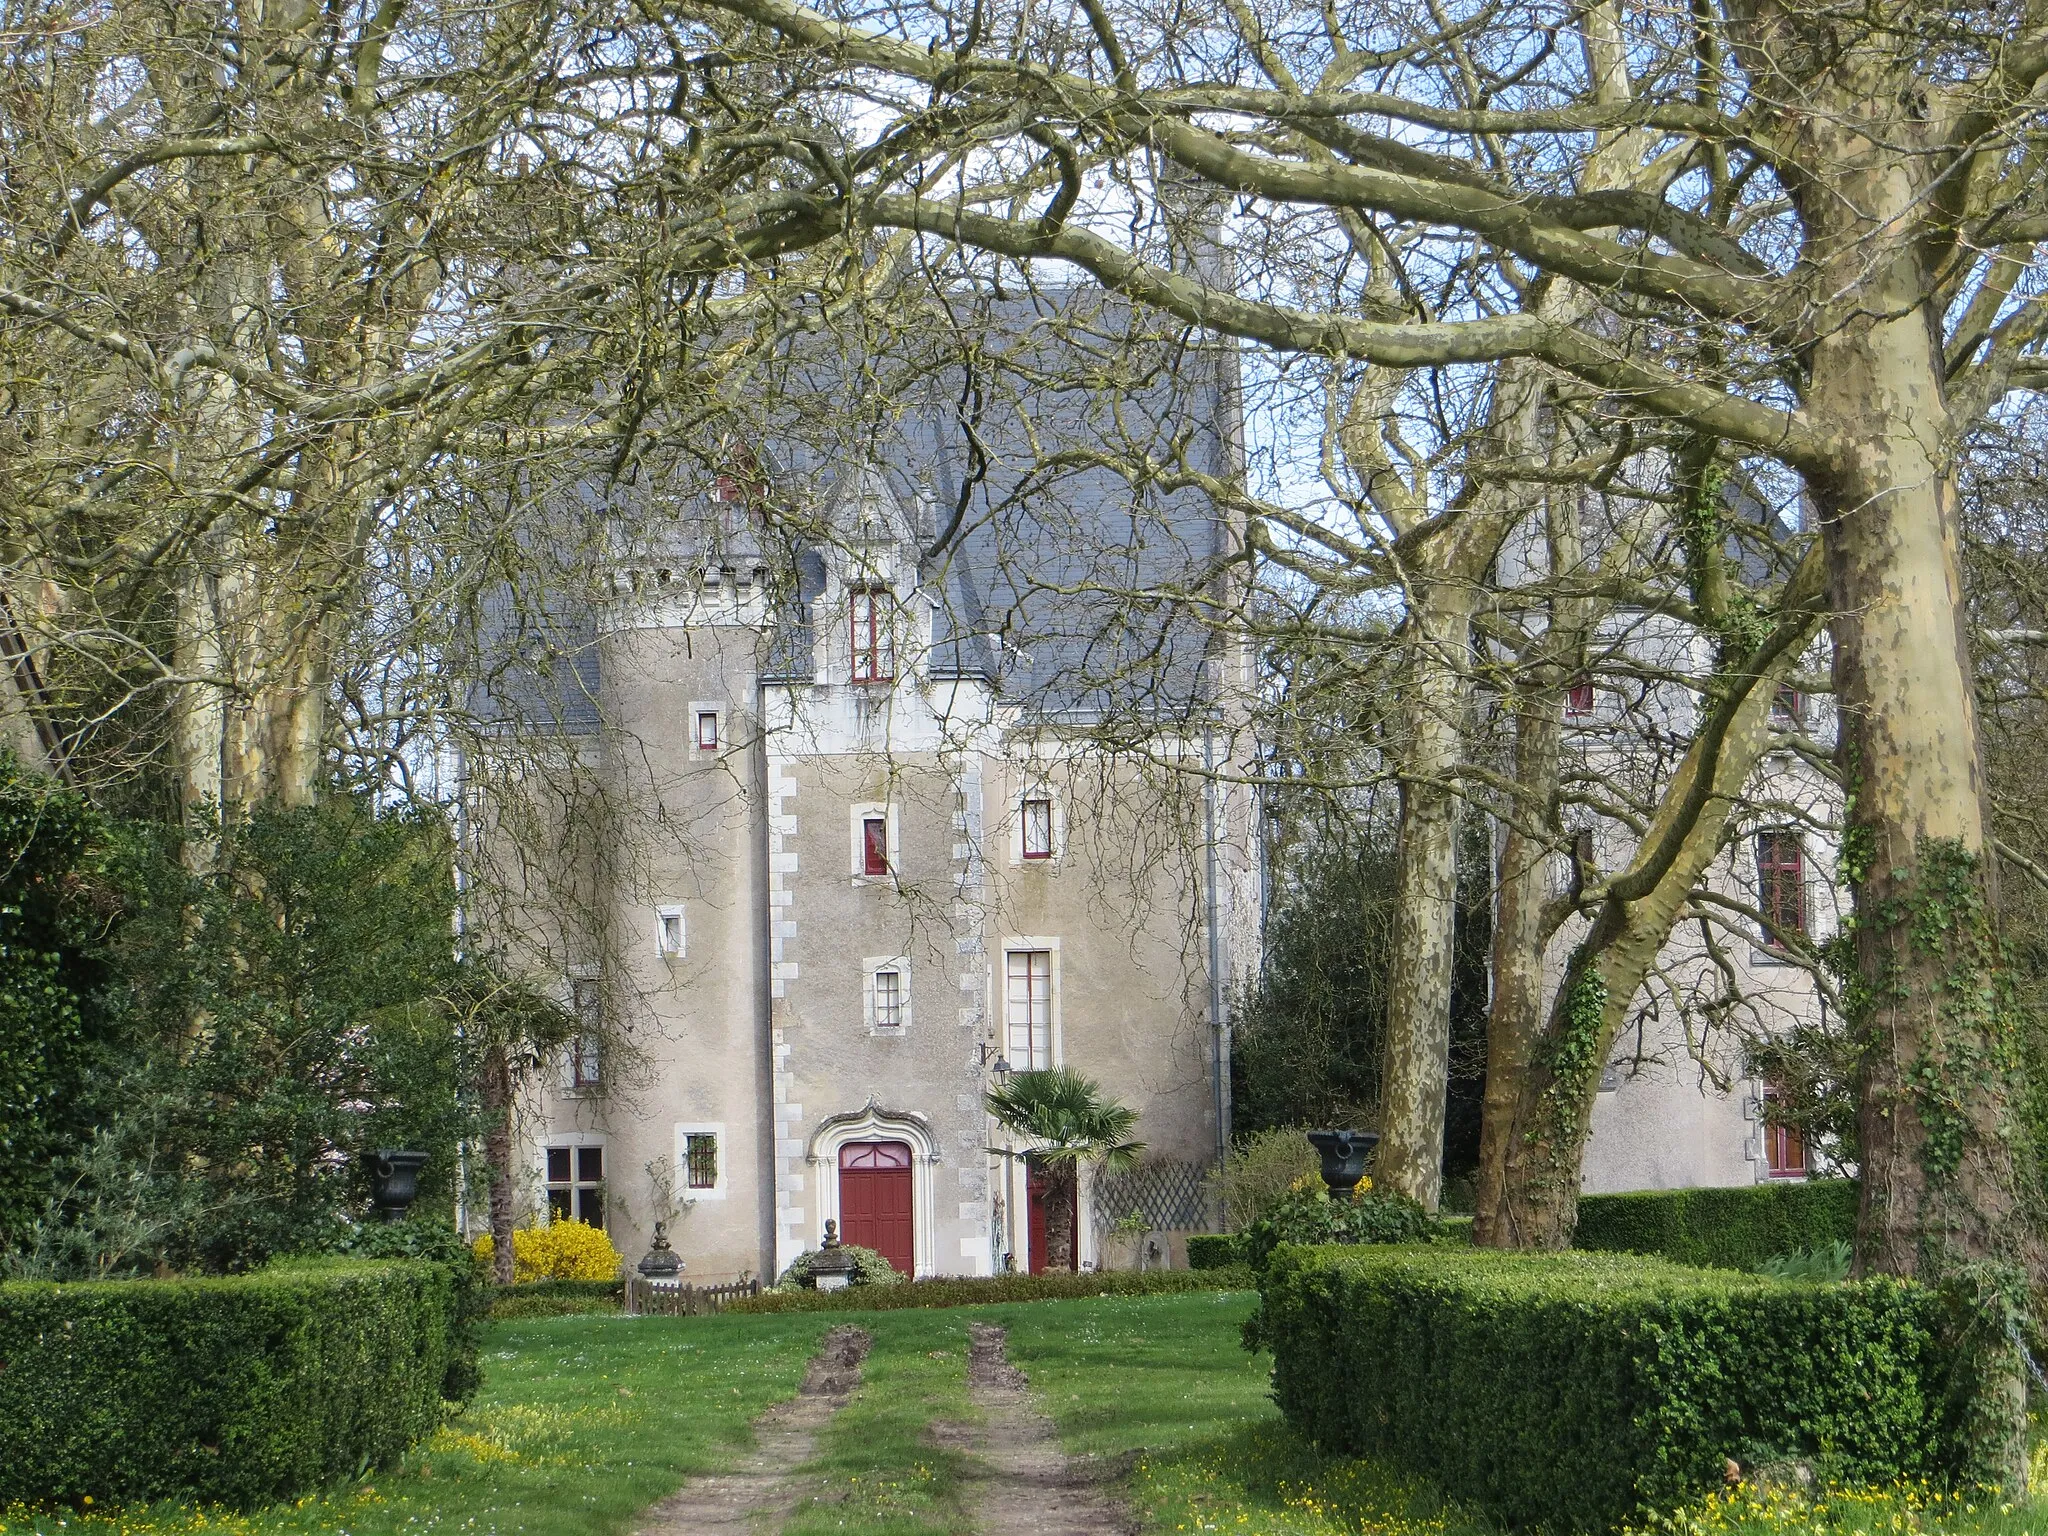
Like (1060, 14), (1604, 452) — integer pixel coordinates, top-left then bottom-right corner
(480, 288), (1240, 733)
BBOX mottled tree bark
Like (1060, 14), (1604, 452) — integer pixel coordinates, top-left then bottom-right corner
(1803, 200), (2035, 1281)
(1376, 583), (1477, 1211)
(1472, 685), (1561, 1245)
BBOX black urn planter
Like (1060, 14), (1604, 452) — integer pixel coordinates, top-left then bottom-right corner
(1306, 1129), (1378, 1197)
(363, 1149), (430, 1222)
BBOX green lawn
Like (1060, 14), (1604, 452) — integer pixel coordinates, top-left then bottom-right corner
(7, 1291), (2044, 1536)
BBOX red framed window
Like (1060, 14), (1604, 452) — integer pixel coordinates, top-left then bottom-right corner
(862, 815), (889, 876)
(1021, 797), (1054, 859)
(1565, 678), (1594, 718)
(696, 711), (719, 750)
(1761, 1082), (1808, 1179)
(1756, 831), (1807, 947)
(850, 590), (895, 682)
(1772, 684), (1804, 726)
(713, 444), (764, 510)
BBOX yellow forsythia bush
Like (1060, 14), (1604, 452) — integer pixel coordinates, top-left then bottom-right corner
(472, 1218), (623, 1283)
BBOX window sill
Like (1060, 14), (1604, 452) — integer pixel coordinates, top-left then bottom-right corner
(1747, 946), (1803, 968)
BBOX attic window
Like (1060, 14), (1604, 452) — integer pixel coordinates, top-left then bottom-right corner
(714, 443), (764, 504)
(850, 589), (895, 683)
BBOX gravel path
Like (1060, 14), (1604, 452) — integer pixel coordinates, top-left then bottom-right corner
(633, 1324), (871, 1535)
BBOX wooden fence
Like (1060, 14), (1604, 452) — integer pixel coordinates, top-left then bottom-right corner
(623, 1276), (761, 1316)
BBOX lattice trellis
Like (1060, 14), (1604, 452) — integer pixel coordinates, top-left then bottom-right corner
(1092, 1160), (1213, 1232)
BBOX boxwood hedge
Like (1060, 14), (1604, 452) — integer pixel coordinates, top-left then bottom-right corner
(1572, 1178), (1858, 1269)
(730, 1265), (1255, 1312)
(1261, 1244), (1992, 1532)
(486, 1277), (625, 1318)
(1186, 1233), (1244, 1269)
(0, 1259), (462, 1508)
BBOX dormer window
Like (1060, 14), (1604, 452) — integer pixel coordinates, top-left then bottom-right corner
(850, 589), (895, 683)
(713, 443), (764, 505)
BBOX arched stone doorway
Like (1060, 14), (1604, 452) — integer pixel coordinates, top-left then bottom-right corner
(805, 1102), (940, 1277)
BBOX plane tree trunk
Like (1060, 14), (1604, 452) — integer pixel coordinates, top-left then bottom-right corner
(1475, 570), (1823, 1245)
(1473, 675), (1564, 1245)
(1800, 168), (2037, 1285)
(1376, 583), (1476, 1211)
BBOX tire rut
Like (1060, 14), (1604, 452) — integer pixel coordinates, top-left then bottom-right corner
(634, 1324), (871, 1535)
(953, 1322), (1135, 1536)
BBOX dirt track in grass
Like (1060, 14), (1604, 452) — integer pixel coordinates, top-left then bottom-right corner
(946, 1321), (1135, 1536)
(633, 1324), (871, 1535)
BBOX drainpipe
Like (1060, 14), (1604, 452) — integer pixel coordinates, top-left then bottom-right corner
(1202, 727), (1231, 1174)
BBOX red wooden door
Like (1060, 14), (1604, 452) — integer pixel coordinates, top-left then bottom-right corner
(1026, 1157), (1077, 1274)
(838, 1141), (914, 1275)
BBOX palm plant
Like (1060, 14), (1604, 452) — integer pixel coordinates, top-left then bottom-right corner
(984, 1068), (1143, 1273)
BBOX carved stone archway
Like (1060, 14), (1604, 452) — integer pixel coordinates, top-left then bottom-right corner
(805, 1100), (941, 1278)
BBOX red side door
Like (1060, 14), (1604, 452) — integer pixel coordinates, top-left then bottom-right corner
(1026, 1157), (1077, 1274)
(838, 1141), (914, 1275)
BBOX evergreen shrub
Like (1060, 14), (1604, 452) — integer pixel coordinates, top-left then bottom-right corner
(487, 1277), (624, 1318)
(732, 1265), (1254, 1312)
(1260, 1244), (1992, 1533)
(337, 1219), (485, 1401)
(1573, 1178), (1858, 1270)
(774, 1243), (902, 1289)
(0, 1259), (460, 1508)
(1186, 1234), (1245, 1269)
(1239, 1184), (1439, 1273)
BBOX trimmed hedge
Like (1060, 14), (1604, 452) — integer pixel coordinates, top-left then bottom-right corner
(0, 1259), (461, 1508)
(1574, 1178), (1858, 1270)
(336, 1218), (484, 1400)
(730, 1265), (1255, 1313)
(1186, 1233), (1244, 1270)
(487, 1278), (624, 1318)
(1261, 1244), (1992, 1532)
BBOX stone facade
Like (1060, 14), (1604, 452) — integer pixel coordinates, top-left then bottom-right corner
(500, 464), (1257, 1283)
